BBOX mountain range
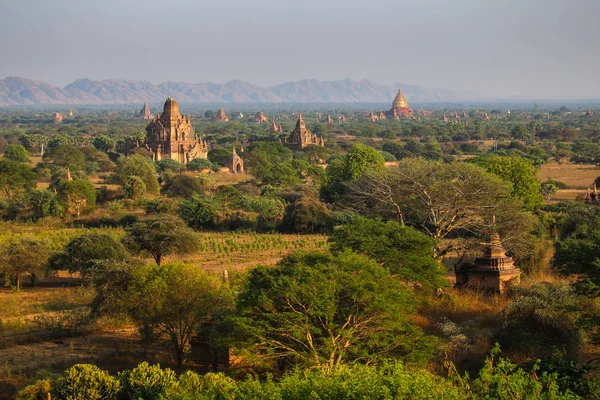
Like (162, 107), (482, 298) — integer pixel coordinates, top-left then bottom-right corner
(0, 77), (482, 106)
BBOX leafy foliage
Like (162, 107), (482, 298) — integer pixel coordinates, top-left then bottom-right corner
(329, 217), (447, 289)
(3, 144), (29, 162)
(234, 251), (435, 369)
(122, 214), (198, 265)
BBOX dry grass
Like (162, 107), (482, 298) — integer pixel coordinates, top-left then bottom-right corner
(0, 285), (92, 320)
(540, 161), (600, 189)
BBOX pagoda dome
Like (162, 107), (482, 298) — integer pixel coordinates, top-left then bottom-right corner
(392, 89), (409, 109)
(163, 97), (180, 116)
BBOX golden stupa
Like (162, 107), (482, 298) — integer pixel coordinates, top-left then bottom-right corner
(387, 88), (413, 118)
(392, 89), (409, 109)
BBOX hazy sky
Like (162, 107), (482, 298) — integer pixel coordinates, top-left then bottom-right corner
(1, 0), (598, 98)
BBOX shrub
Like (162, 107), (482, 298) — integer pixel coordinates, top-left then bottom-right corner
(52, 364), (120, 400)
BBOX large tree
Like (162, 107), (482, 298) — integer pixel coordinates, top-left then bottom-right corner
(0, 238), (50, 290)
(234, 251), (434, 369)
(3, 144), (30, 162)
(56, 179), (97, 217)
(122, 214), (198, 265)
(0, 159), (38, 200)
(49, 233), (128, 277)
(469, 155), (544, 211)
(329, 217), (447, 289)
(112, 154), (160, 194)
(321, 144), (385, 203)
(94, 261), (223, 369)
(345, 159), (535, 257)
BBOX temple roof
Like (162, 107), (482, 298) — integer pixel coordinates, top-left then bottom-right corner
(392, 89), (409, 109)
(163, 97), (180, 117)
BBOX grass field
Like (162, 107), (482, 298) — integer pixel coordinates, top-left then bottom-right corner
(539, 161), (599, 189)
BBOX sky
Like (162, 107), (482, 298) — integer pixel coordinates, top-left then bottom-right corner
(1, 0), (599, 99)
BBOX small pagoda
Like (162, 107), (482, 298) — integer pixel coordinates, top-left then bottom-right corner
(455, 223), (521, 294)
(214, 109), (229, 122)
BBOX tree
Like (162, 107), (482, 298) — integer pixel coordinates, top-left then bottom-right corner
(57, 179), (97, 217)
(186, 158), (217, 172)
(112, 154), (160, 194)
(124, 263), (222, 368)
(346, 159), (535, 258)
(234, 251), (434, 369)
(0, 159), (38, 200)
(0, 238), (50, 290)
(321, 144), (385, 203)
(156, 158), (183, 173)
(92, 135), (116, 152)
(44, 144), (86, 171)
(469, 155), (544, 211)
(23, 189), (65, 219)
(329, 217), (447, 289)
(122, 214), (198, 265)
(177, 194), (219, 229)
(554, 203), (600, 294)
(49, 233), (128, 277)
(160, 174), (205, 198)
(122, 176), (146, 200)
(3, 144), (29, 162)
(279, 196), (333, 233)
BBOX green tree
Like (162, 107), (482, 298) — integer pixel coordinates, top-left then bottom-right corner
(0, 238), (50, 290)
(0, 159), (38, 200)
(469, 155), (544, 211)
(346, 159), (535, 258)
(329, 217), (447, 289)
(113, 154), (160, 194)
(49, 233), (128, 277)
(3, 144), (29, 162)
(57, 179), (97, 217)
(554, 203), (600, 293)
(234, 251), (434, 369)
(161, 174), (205, 198)
(156, 158), (183, 173)
(177, 194), (219, 229)
(122, 175), (147, 200)
(124, 263), (222, 368)
(122, 214), (198, 265)
(92, 135), (116, 152)
(44, 144), (86, 171)
(23, 189), (65, 218)
(321, 144), (385, 203)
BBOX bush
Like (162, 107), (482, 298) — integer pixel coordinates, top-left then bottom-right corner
(118, 362), (179, 400)
(52, 364), (120, 400)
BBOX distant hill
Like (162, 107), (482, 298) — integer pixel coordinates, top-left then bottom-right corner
(0, 77), (482, 106)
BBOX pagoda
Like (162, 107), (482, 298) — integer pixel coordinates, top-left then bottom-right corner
(139, 101), (154, 120)
(214, 109), (229, 122)
(285, 113), (324, 150)
(145, 98), (208, 164)
(255, 112), (268, 123)
(386, 89), (413, 118)
(455, 225), (521, 294)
